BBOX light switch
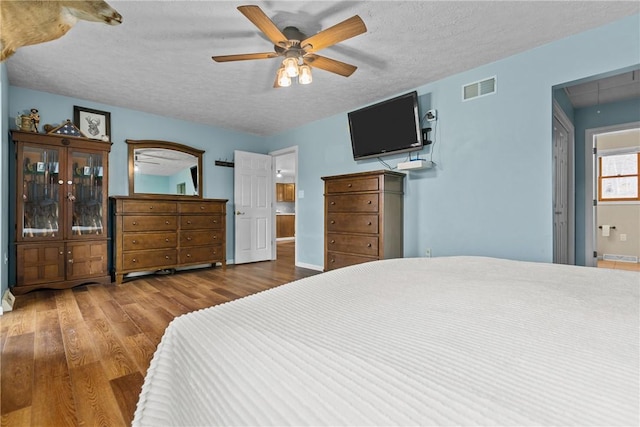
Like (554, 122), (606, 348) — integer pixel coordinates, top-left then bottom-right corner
(298, 190), (304, 199)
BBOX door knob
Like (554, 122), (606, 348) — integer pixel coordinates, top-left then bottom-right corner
(236, 211), (245, 215)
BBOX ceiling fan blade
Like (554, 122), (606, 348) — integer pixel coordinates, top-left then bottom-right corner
(301, 15), (366, 53)
(212, 52), (278, 62)
(237, 5), (288, 47)
(304, 54), (357, 77)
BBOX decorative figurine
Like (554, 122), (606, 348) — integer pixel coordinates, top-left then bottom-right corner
(29, 108), (40, 132)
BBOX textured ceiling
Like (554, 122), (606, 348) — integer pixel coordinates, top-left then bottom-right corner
(6, 1), (639, 136)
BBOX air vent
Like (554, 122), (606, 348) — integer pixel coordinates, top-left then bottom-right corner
(603, 254), (639, 263)
(463, 76), (496, 101)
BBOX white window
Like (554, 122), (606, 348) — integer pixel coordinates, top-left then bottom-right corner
(598, 152), (639, 201)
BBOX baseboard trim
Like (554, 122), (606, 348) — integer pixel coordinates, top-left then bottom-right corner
(2, 289), (16, 313)
(296, 262), (323, 271)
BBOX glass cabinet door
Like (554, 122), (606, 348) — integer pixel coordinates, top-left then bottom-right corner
(68, 149), (106, 237)
(18, 144), (64, 240)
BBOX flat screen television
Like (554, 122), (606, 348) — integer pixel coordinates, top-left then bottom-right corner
(348, 91), (422, 160)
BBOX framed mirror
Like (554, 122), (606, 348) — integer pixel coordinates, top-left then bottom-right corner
(126, 139), (204, 198)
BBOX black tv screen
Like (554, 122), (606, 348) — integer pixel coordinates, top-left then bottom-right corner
(348, 91), (422, 160)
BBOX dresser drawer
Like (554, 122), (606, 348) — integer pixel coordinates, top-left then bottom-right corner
(123, 232), (177, 251)
(326, 251), (376, 271)
(180, 201), (224, 214)
(327, 233), (378, 257)
(180, 230), (223, 247)
(123, 249), (177, 270)
(181, 215), (222, 230)
(325, 177), (379, 194)
(326, 194), (379, 213)
(326, 213), (379, 234)
(121, 200), (177, 213)
(179, 245), (223, 264)
(122, 215), (178, 232)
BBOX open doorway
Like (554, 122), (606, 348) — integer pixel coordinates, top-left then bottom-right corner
(588, 125), (640, 271)
(553, 67), (640, 267)
(270, 146), (298, 265)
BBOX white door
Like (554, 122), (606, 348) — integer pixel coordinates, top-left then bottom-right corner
(234, 150), (273, 264)
(553, 116), (569, 264)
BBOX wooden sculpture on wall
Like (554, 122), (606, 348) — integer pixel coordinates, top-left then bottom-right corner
(0, 0), (123, 62)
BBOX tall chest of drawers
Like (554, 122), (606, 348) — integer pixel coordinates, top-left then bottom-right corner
(111, 196), (227, 283)
(322, 170), (405, 271)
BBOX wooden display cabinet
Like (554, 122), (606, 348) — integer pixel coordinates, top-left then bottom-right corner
(11, 130), (112, 294)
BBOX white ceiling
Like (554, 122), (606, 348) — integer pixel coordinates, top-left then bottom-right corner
(5, 1), (639, 137)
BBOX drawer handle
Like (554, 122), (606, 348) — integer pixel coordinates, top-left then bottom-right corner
(347, 183), (352, 187)
(330, 220), (335, 224)
(186, 254), (191, 258)
(187, 237), (192, 241)
(132, 258), (137, 263)
(331, 259), (335, 263)
(132, 240), (137, 244)
(132, 221), (137, 225)
(330, 201), (335, 205)
(149, 206), (153, 210)
(200, 206), (205, 210)
(187, 220), (192, 224)
(367, 221), (372, 226)
(367, 243), (372, 247)
(367, 200), (372, 204)
(165, 220), (170, 225)
(330, 240), (335, 244)
(59, 251), (64, 255)
(165, 255), (170, 259)
(165, 238), (170, 242)
(213, 235), (217, 239)
(213, 220), (217, 223)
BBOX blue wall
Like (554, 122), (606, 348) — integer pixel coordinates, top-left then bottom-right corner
(1, 63), (8, 299)
(2, 13), (639, 286)
(135, 173), (171, 194)
(266, 13), (640, 268)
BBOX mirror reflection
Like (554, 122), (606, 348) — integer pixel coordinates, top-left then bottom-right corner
(127, 140), (204, 198)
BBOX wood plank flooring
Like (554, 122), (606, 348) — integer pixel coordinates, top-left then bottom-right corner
(1, 241), (317, 426)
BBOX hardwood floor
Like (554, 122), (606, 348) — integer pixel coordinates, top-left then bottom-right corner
(0, 241), (317, 426)
(597, 259), (640, 272)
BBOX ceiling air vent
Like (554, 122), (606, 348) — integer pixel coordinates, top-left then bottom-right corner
(463, 76), (496, 101)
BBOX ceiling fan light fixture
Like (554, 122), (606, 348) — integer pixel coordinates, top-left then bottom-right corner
(276, 169), (283, 178)
(277, 67), (292, 87)
(283, 57), (299, 77)
(298, 64), (312, 85)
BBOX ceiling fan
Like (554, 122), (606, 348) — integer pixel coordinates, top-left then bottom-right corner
(212, 5), (367, 87)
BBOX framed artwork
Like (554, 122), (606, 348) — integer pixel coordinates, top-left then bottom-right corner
(74, 106), (111, 140)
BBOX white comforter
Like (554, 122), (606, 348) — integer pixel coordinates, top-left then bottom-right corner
(133, 257), (639, 426)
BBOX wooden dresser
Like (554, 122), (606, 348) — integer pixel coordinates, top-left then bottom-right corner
(111, 196), (227, 283)
(322, 170), (405, 271)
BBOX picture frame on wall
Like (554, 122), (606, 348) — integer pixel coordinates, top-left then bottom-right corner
(74, 106), (111, 141)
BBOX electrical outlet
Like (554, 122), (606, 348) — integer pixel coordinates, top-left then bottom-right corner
(425, 248), (431, 257)
(620, 234), (627, 241)
(426, 109), (437, 122)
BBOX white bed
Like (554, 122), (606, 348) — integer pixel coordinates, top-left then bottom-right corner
(133, 256), (639, 426)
